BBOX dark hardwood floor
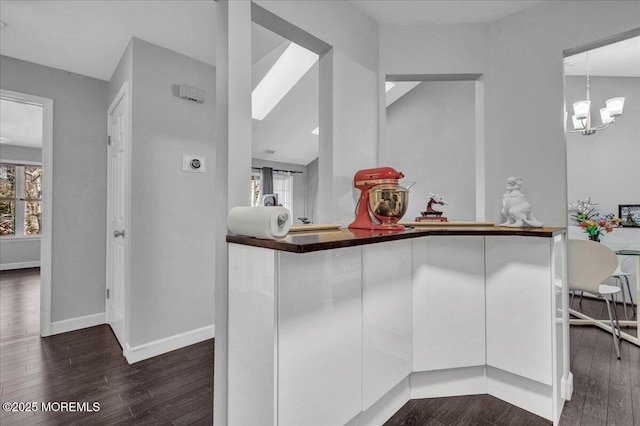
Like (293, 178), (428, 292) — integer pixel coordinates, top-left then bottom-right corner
(2, 268), (638, 425)
(386, 296), (640, 426)
(0, 268), (213, 425)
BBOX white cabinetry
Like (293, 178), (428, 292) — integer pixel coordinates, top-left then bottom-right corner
(362, 240), (413, 410)
(227, 230), (569, 425)
(278, 248), (363, 426)
(413, 236), (486, 371)
(485, 236), (552, 385)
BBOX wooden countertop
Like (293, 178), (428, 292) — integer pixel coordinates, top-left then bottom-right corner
(226, 225), (566, 253)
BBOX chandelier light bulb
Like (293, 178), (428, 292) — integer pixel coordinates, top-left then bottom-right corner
(600, 108), (614, 125)
(573, 100), (590, 119)
(605, 97), (625, 117)
(572, 114), (586, 130)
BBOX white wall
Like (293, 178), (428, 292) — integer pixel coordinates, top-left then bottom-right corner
(1, 55), (108, 322)
(566, 76), (640, 217)
(125, 38), (216, 348)
(380, 1), (640, 226)
(386, 81), (476, 221)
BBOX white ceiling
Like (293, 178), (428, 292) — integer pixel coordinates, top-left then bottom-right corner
(349, 0), (547, 24)
(0, 0), (217, 81)
(1, 0), (637, 157)
(564, 36), (640, 77)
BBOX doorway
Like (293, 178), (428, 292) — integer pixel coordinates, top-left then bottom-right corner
(0, 89), (53, 337)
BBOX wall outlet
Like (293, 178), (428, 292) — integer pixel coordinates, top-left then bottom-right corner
(182, 154), (206, 173)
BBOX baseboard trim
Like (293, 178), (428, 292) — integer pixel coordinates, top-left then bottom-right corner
(346, 377), (410, 426)
(410, 366), (488, 399)
(124, 325), (215, 364)
(50, 312), (106, 335)
(0, 261), (41, 271)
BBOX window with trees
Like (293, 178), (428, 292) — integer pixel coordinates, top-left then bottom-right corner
(0, 163), (42, 236)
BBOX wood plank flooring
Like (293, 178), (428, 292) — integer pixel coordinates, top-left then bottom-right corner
(2, 268), (638, 425)
(0, 268), (213, 425)
(386, 296), (640, 426)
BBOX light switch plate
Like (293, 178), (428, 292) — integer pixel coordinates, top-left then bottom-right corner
(182, 154), (206, 173)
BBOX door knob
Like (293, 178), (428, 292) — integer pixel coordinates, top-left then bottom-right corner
(114, 230), (125, 238)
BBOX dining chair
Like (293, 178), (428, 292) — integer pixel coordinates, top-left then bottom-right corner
(568, 239), (622, 359)
(612, 255), (636, 320)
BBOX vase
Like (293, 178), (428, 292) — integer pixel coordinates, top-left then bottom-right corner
(588, 234), (600, 242)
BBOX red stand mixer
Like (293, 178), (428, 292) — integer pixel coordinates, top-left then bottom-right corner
(348, 167), (409, 231)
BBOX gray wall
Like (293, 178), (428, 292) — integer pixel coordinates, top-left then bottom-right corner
(486, 1), (639, 226)
(0, 145), (43, 269)
(306, 157), (319, 223)
(0, 55), (108, 321)
(381, 1), (640, 227)
(566, 76), (640, 217)
(386, 81), (476, 221)
(127, 38), (216, 347)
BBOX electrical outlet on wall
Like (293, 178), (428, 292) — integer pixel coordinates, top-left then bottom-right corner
(182, 154), (207, 173)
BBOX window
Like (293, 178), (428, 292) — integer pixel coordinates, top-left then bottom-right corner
(0, 163), (42, 236)
(250, 171), (293, 215)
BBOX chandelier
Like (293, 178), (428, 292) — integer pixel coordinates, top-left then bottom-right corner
(568, 52), (625, 136)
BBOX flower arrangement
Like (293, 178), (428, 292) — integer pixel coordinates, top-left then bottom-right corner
(569, 197), (621, 241)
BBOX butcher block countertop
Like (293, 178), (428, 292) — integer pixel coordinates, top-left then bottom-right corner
(226, 224), (566, 254)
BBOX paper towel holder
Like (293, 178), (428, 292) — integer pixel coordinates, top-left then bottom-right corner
(262, 194), (279, 206)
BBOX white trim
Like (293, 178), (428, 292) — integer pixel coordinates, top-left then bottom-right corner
(0, 261), (41, 271)
(124, 325), (215, 364)
(1, 89), (53, 338)
(0, 235), (41, 241)
(346, 378), (410, 426)
(561, 372), (574, 401)
(50, 312), (106, 335)
(410, 366), (488, 399)
(0, 159), (42, 166)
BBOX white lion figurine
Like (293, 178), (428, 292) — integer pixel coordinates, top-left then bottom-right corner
(499, 177), (544, 227)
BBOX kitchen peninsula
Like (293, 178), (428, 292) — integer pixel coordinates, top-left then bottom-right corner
(226, 225), (572, 425)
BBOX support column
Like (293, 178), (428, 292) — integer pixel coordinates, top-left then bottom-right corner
(215, 1), (252, 425)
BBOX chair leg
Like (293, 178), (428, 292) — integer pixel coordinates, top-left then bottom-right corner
(616, 277), (629, 321)
(604, 297), (621, 360)
(578, 290), (584, 306)
(611, 296), (623, 340)
(623, 276), (636, 317)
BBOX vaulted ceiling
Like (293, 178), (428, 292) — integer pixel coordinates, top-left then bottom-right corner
(1, 1), (637, 162)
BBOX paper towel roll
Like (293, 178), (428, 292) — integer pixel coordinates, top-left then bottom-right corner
(227, 206), (292, 239)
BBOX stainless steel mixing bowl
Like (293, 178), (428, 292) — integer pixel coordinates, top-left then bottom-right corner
(368, 184), (409, 224)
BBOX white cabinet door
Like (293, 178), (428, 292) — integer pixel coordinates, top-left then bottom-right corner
(362, 240), (413, 410)
(485, 236), (552, 386)
(413, 236), (486, 371)
(278, 247), (362, 426)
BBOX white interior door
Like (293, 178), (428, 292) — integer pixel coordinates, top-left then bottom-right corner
(106, 83), (129, 348)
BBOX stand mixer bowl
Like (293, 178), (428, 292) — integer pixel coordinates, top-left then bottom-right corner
(368, 184), (409, 224)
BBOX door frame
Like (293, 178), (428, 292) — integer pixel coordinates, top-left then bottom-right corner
(106, 81), (132, 351)
(1, 89), (54, 336)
